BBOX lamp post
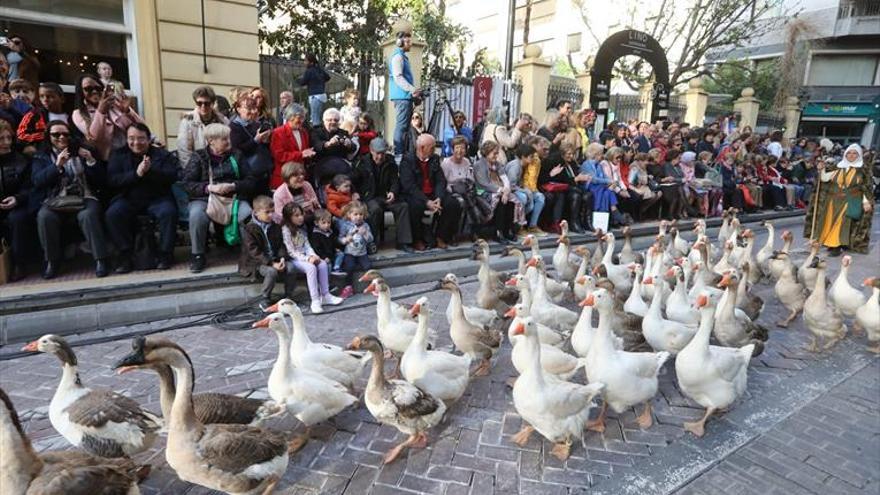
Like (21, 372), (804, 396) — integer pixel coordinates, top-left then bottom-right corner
(503, 0), (516, 123)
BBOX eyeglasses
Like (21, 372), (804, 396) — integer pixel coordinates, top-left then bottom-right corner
(83, 86), (102, 94)
(49, 132), (70, 138)
(195, 100), (213, 107)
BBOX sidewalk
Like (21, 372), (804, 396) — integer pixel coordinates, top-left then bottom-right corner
(1, 210), (806, 344)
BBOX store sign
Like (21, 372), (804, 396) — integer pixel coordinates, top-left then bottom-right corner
(472, 77), (493, 124)
(802, 102), (877, 118)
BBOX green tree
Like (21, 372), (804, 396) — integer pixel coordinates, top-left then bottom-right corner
(703, 60), (779, 109)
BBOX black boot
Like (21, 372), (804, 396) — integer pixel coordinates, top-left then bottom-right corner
(567, 193), (584, 233)
(610, 209), (626, 227)
(157, 252), (173, 270)
(115, 252), (133, 274)
(95, 259), (109, 278)
(42, 260), (59, 280)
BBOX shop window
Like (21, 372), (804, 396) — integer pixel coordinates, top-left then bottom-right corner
(3, 0), (124, 24)
(1, 21), (129, 88)
(807, 54), (879, 86)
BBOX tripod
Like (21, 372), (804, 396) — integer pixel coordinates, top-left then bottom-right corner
(425, 85), (458, 141)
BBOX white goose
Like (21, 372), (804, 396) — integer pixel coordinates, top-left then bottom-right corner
(584, 289), (670, 432)
(642, 278), (698, 355)
(770, 252), (807, 328)
(358, 270), (415, 321)
(797, 240), (821, 290)
(712, 240), (736, 276)
(676, 293), (753, 437)
(756, 221), (775, 277)
(768, 230), (794, 280)
(439, 273), (499, 329)
(508, 304), (586, 381)
(366, 278), (433, 373)
(665, 266), (700, 325)
(829, 255), (867, 318)
(856, 277), (880, 353)
(255, 313), (357, 452)
(738, 230), (761, 286)
(671, 227), (690, 258)
(504, 275), (567, 347)
(572, 246), (593, 301)
(803, 258), (847, 351)
(527, 257), (579, 330)
(268, 299), (371, 389)
(552, 220), (581, 283)
(571, 282), (624, 358)
(509, 318), (605, 461)
(21, 334), (161, 459)
(595, 232), (633, 296)
(401, 298), (471, 403)
(623, 264), (649, 317)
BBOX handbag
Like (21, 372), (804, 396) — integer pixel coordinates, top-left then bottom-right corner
(45, 168), (86, 213)
(541, 182), (569, 193)
(205, 156), (239, 226)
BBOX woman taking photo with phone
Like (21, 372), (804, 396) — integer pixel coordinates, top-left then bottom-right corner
(72, 73), (144, 161)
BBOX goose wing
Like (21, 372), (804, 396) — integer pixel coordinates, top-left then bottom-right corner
(30, 462), (139, 495)
(193, 393), (267, 425)
(196, 424), (287, 474)
(389, 380), (444, 419)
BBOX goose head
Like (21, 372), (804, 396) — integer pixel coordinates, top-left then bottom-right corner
(781, 230), (793, 243)
(521, 234), (537, 248)
(717, 272), (739, 289)
(434, 273), (460, 292)
(594, 278), (617, 294)
(504, 303), (526, 319)
(809, 256), (824, 270)
(252, 312), (290, 338)
(559, 220), (570, 237)
(769, 250), (790, 262)
(630, 263), (644, 278)
(409, 297), (430, 318)
(574, 245), (590, 257)
(841, 255), (852, 268)
(471, 239), (490, 260)
(346, 334), (383, 354)
(742, 229), (754, 240)
(509, 317), (535, 337)
(265, 298), (299, 316)
(358, 269), (385, 283)
(21, 334), (76, 366)
(114, 336), (190, 373)
(363, 278), (389, 297)
(575, 274), (596, 291)
(693, 291), (721, 310)
(864, 277), (880, 289)
(506, 273), (528, 289)
(580, 287), (613, 312)
(622, 225), (632, 238)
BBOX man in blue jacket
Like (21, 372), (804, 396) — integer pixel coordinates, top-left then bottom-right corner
(388, 30), (422, 159)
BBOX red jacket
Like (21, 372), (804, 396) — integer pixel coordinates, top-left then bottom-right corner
(324, 184), (352, 218)
(269, 123), (311, 189)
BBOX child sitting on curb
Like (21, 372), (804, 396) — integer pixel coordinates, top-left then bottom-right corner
(280, 202), (343, 314)
(325, 174), (354, 218)
(309, 209), (345, 275)
(239, 196), (296, 308)
(336, 201), (373, 299)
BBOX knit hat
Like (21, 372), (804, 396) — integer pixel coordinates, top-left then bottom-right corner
(681, 151), (696, 164)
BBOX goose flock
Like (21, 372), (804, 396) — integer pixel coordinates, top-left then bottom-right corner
(3, 208), (878, 494)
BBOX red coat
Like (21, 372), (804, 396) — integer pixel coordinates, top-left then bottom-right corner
(270, 123), (311, 189)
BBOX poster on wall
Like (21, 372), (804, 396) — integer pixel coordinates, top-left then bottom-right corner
(472, 77), (493, 124)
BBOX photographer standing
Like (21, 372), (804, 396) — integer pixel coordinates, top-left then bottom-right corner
(388, 28), (422, 160)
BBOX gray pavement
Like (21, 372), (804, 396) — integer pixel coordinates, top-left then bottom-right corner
(1, 212), (878, 494)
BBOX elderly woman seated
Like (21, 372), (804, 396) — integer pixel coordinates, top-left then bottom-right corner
(310, 107), (356, 187)
(270, 103), (314, 189)
(182, 123), (256, 273)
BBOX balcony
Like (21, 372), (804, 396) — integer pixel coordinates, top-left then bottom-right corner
(835, 0), (880, 36)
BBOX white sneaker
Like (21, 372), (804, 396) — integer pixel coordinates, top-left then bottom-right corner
(310, 300), (324, 314)
(322, 294), (344, 306)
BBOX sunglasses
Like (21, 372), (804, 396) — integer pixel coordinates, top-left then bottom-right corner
(195, 100), (213, 107)
(49, 132), (70, 138)
(83, 86), (102, 94)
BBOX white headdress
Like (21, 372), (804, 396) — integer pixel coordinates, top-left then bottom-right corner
(837, 143), (863, 170)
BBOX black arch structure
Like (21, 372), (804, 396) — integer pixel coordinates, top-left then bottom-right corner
(589, 30), (670, 125)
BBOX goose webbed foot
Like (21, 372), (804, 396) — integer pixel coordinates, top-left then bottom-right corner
(636, 402), (654, 429)
(511, 425), (534, 446)
(683, 407), (715, 437)
(383, 435), (417, 464)
(471, 359), (491, 377)
(586, 402), (607, 433)
(287, 428), (310, 454)
(805, 337), (820, 353)
(550, 440), (572, 460)
(260, 475), (280, 495)
(866, 344), (880, 354)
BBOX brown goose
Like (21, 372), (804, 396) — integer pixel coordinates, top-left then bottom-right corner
(472, 239), (519, 311)
(615, 226), (644, 266)
(501, 246), (528, 276)
(116, 338), (284, 427)
(0, 388), (146, 495)
(114, 338), (289, 495)
(349, 335), (446, 464)
(21, 334), (161, 458)
(437, 276), (503, 376)
(737, 263), (765, 321)
(594, 278), (649, 352)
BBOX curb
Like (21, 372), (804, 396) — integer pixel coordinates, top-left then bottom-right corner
(1, 210), (805, 345)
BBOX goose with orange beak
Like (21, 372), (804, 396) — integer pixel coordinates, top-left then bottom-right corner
(358, 270), (415, 321)
(506, 304), (585, 382)
(509, 317), (605, 461)
(803, 258), (847, 352)
(504, 275), (567, 346)
(583, 289), (669, 433)
(856, 277), (880, 353)
(525, 257), (578, 330)
(676, 292), (753, 437)
(400, 298), (471, 403)
(713, 273), (768, 356)
(830, 255), (867, 318)
(552, 220), (581, 283)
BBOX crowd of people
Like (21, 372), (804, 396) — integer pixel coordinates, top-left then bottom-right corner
(1, 39), (875, 310)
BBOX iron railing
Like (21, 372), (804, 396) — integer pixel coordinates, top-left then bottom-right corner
(608, 94), (643, 123)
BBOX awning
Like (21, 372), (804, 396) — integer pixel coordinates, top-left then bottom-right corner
(802, 101), (879, 120)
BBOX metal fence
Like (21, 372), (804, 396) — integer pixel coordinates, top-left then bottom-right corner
(755, 112), (785, 134)
(608, 94), (643, 123)
(666, 95), (688, 123)
(547, 77), (584, 110)
(421, 76), (522, 142)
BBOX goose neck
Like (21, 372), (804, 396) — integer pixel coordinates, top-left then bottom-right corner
(0, 401), (42, 486)
(367, 347), (387, 392)
(167, 351), (200, 432)
(154, 365), (177, 420)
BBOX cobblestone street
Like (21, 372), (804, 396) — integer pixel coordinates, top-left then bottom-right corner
(2, 214), (878, 495)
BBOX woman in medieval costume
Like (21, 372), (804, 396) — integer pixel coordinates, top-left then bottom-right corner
(804, 144), (874, 255)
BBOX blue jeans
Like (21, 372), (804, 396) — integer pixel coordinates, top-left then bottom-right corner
(392, 99), (413, 156)
(308, 94), (327, 126)
(514, 190), (545, 227)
